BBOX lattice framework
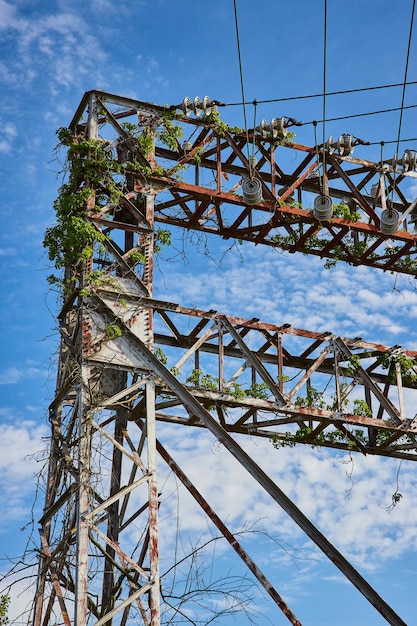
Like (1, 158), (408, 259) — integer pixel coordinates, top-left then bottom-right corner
(33, 90), (417, 626)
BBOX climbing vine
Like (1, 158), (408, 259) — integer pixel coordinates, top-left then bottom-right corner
(44, 123), (174, 292)
(0, 595), (9, 625)
(44, 131), (118, 286)
(332, 202), (361, 221)
(376, 352), (417, 386)
(271, 423), (415, 452)
(182, 369), (271, 402)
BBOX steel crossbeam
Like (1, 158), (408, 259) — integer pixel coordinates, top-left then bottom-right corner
(68, 90), (417, 277)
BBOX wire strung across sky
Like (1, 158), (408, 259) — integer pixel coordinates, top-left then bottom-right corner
(321, 0), (328, 194)
(214, 101), (417, 146)
(304, 103), (417, 126)
(389, 0), (416, 203)
(217, 101), (417, 132)
(216, 101), (417, 146)
(220, 80), (417, 107)
(227, 1), (417, 151)
(219, 85), (417, 139)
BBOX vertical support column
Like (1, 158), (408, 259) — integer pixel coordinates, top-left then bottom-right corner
(270, 145), (276, 196)
(146, 379), (160, 625)
(333, 345), (342, 413)
(75, 371), (91, 626)
(75, 91), (99, 626)
(144, 194), (154, 300)
(395, 360), (405, 419)
(277, 332), (283, 394)
(218, 324), (224, 393)
(101, 403), (127, 617)
(33, 411), (60, 626)
(101, 194), (135, 618)
(216, 137), (222, 192)
(143, 180), (160, 623)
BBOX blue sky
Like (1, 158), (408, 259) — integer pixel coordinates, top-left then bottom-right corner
(1, 0), (417, 624)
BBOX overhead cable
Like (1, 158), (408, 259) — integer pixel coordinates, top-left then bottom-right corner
(303, 103), (417, 126)
(321, 0), (328, 194)
(232, 0), (252, 173)
(392, 0), (416, 201)
(368, 136), (417, 146)
(395, 0), (416, 157)
(221, 80), (417, 107)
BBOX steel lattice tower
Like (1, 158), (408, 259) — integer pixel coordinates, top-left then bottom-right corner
(33, 90), (417, 626)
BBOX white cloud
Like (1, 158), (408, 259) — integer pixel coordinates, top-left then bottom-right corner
(141, 422), (417, 576)
(0, 420), (47, 531)
(0, 61), (18, 85)
(0, 0), (17, 28)
(0, 362), (47, 385)
(0, 120), (17, 153)
(156, 240), (417, 349)
(0, 567), (37, 625)
(0, 122), (16, 138)
(0, 247), (16, 256)
(0, 367), (21, 384)
(0, 3), (107, 92)
(407, 180), (417, 200)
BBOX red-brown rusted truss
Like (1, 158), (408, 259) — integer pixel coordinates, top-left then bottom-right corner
(33, 91), (416, 626)
(85, 283), (417, 462)
(70, 90), (417, 277)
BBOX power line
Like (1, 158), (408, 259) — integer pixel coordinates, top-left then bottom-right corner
(321, 0), (328, 194)
(224, 102), (417, 147)
(390, 0), (416, 204)
(233, 103), (417, 131)
(232, 104), (417, 147)
(232, 0), (251, 171)
(395, 0), (416, 159)
(224, 2), (417, 153)
(220, 80), (417, 107)
(220, 88), (417, 141)
(303, 103), (417, 126)
(368, 137), (417, 146)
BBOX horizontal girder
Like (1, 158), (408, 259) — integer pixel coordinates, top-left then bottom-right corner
(53, 280), (417, 461)
(69, 90), (417, 277)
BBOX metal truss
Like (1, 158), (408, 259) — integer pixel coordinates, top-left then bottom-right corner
(32, 90), (416, 626)
(70, 90), (417, 277)
(94, 285), (417, 462)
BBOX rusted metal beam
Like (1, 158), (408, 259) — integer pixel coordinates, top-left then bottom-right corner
(140, 421), (303, 626)
(332, 337), (402, 423)
(89, 286), (417, 458)
(220, 317), (287, 406)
